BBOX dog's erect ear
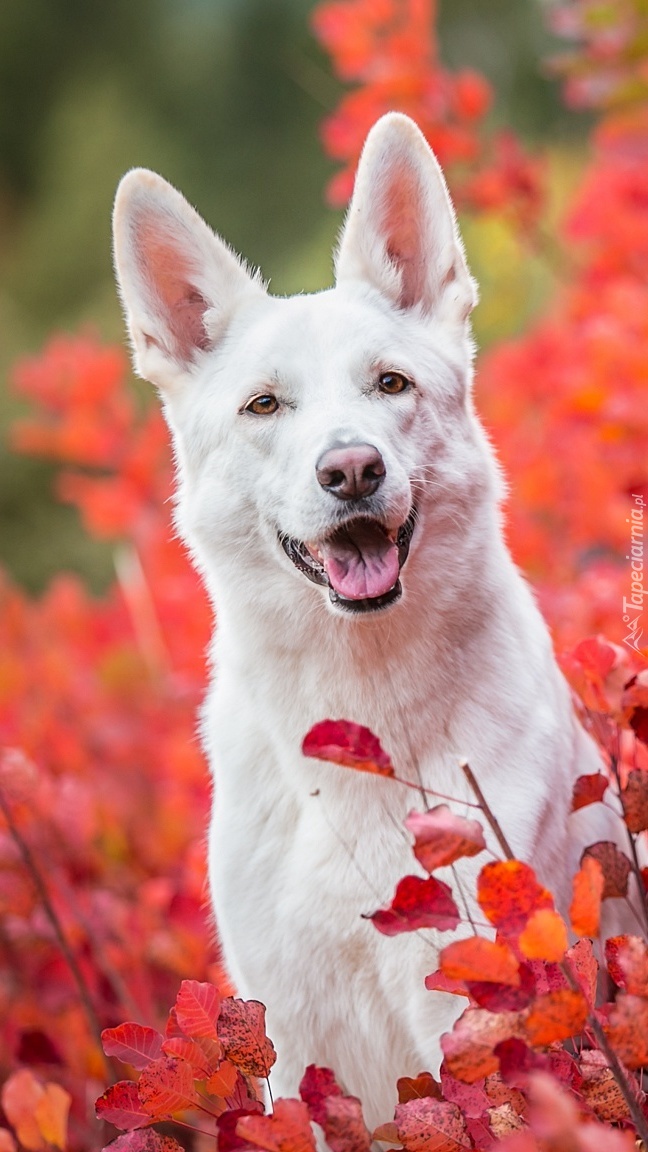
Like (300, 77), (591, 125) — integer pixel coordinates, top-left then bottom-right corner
(335, 113), (477, 323)
(113, 169), (264, 388)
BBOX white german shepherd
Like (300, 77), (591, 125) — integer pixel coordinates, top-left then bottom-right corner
(113, 114), (607, 1126)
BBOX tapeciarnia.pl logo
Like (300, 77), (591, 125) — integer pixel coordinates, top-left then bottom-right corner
(623, 493), (646, 654)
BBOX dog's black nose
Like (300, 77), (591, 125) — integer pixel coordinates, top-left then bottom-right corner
(316, 443), (386, 501)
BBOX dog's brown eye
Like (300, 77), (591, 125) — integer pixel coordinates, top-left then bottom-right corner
(378, 372), (410, 395)
(244, 394), (279, 415)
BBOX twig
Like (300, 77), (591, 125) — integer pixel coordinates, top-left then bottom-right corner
(460, 762), (515, 860)
(561, 958), (648, 1144)
(610, 752), (648, 935)
(0, 786), (110, 1079)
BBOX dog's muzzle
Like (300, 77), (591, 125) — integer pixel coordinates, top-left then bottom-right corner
(280, 508), (417, 614)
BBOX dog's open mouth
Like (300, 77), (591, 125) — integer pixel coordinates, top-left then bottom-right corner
(281, 509), (416, 613)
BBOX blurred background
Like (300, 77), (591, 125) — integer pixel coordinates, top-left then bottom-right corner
(0, 0), (583, 592)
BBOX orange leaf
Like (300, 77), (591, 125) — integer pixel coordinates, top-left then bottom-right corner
(237, 1098), (317, 1152)
(524, 989), (587, 1047)
(569, 856), (604, 937)
(439, 938), (520, 986)
(405, 807), (486, 872)
(518, 909), (568, 962)
(477, 861), (553, 935)
(204, 1061), (239, 1099)
(34, 1084), (71, 1151)
(397, 1074), (443, 1104)
(1, 1070), (45, 1152)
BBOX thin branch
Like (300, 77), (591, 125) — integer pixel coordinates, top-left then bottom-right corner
(561, 958), (648, 1144)
(0, 786), (110, 1079)
(610, 752), (648, 935)
(460, 762), (515, 860)
(451, 865), (479, 936)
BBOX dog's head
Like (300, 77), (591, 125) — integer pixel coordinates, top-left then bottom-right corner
(113, 114), (495, 618)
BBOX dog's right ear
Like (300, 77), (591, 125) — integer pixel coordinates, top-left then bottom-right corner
(113, 169), (264, 389)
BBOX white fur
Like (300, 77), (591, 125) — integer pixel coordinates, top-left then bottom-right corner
(113, 114), (614, 1127)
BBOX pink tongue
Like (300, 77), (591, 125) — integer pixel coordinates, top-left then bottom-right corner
(318, 523), (399, 601)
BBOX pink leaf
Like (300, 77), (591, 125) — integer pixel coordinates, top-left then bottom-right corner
(105, 1132), (185, 1152)
(405, 807), (486, 872)
(302, 720), (394, 777)
(101, 1024), (164, 1070)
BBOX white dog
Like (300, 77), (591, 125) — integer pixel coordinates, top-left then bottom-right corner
(113, 114), (608, 1127)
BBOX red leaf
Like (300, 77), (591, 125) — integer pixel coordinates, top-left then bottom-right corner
(101, 1024), (164, 1071)
(237, 1099), (317, 1152)
(605, 935), (648, 995)
(397, 1074), (443, 1104)
(466, 965), (535, 1012)
(318, 1096), (371, 1152)
(368, 876), (460, 935)
(225, 1071), (264, 1115)
(581, 842), (631, 898)
(137, 1057), (197, 1118)
(477, 861), (553, 935)
(441, 1008), (524, 1083)
(495, 1038), (548, 1087)
(621, 769), (648, 833)
(571, 773), (608, 811)
(104, 1132), (184, 1152)
(394, 1097), (471, 1152)
(299, 1066), (343, 1127)
(405, 807), (486, 872)
(95, 1083), (153, 1131)
(301, 720), (394, 776)
(218, 998), (277, 1078)
(218, 1109), (264, 1152)
(174, 979), (221, 1040)
(440, 938), (519, 986)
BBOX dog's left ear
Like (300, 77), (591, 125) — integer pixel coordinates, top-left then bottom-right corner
(335, 113), (477, 323)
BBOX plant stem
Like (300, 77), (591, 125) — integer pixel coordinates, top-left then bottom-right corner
(0, 785), (110, 1079)
(610, 752), (648, 935)
(460, 762), (515, 860)
(561, 959), (648, 1143)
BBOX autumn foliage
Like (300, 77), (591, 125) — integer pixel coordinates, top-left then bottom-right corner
(1, 1), (648, 1150)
